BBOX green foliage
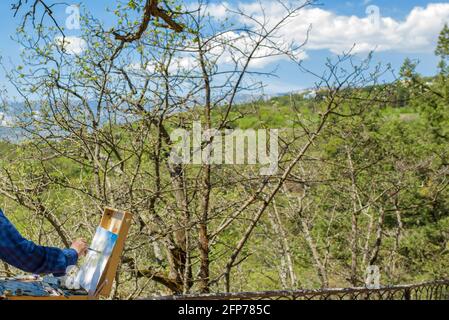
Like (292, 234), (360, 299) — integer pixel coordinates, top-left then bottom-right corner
(436, 24), (449, 74)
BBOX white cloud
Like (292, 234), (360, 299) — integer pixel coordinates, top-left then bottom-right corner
(175, 55), (198, 70)
(129, 2), (449, 74)
(55, 36), (87, 55)
(203, 30), (307, 69)
(208, 2), (449, 55)
(301, 3), (449, 54)
(205, 2), (230, 19)
(0, 112), (13, 127)
(127, 29), (307, 74)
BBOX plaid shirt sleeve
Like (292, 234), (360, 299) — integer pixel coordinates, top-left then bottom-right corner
(0, 209), (78, 276)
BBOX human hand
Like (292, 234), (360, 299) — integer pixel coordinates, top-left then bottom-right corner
(71, 238), (88, 257)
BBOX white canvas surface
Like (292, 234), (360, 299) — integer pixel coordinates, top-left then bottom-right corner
(74, 227), (118, 295)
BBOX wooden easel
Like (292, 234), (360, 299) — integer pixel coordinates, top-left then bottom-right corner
(2, 208), (132, 300)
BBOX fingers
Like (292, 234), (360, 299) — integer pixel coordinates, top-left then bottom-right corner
(71, 238), (89, 257)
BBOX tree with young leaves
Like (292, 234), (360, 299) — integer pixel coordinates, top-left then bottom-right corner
(436, 24), (449, 75)
(11, 0), (184, 40)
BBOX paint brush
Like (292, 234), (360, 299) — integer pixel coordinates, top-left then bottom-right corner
(88, 247), (102, 254)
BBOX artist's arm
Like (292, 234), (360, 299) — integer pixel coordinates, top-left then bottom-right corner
(0, 209), (87, 276)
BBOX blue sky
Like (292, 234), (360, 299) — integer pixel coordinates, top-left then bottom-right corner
(0, 0), (448, 97)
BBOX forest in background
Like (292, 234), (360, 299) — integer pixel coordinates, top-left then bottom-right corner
(0, 0), (448, 298)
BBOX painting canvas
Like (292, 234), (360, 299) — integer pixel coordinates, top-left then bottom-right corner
(74, 227), (118, 295)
